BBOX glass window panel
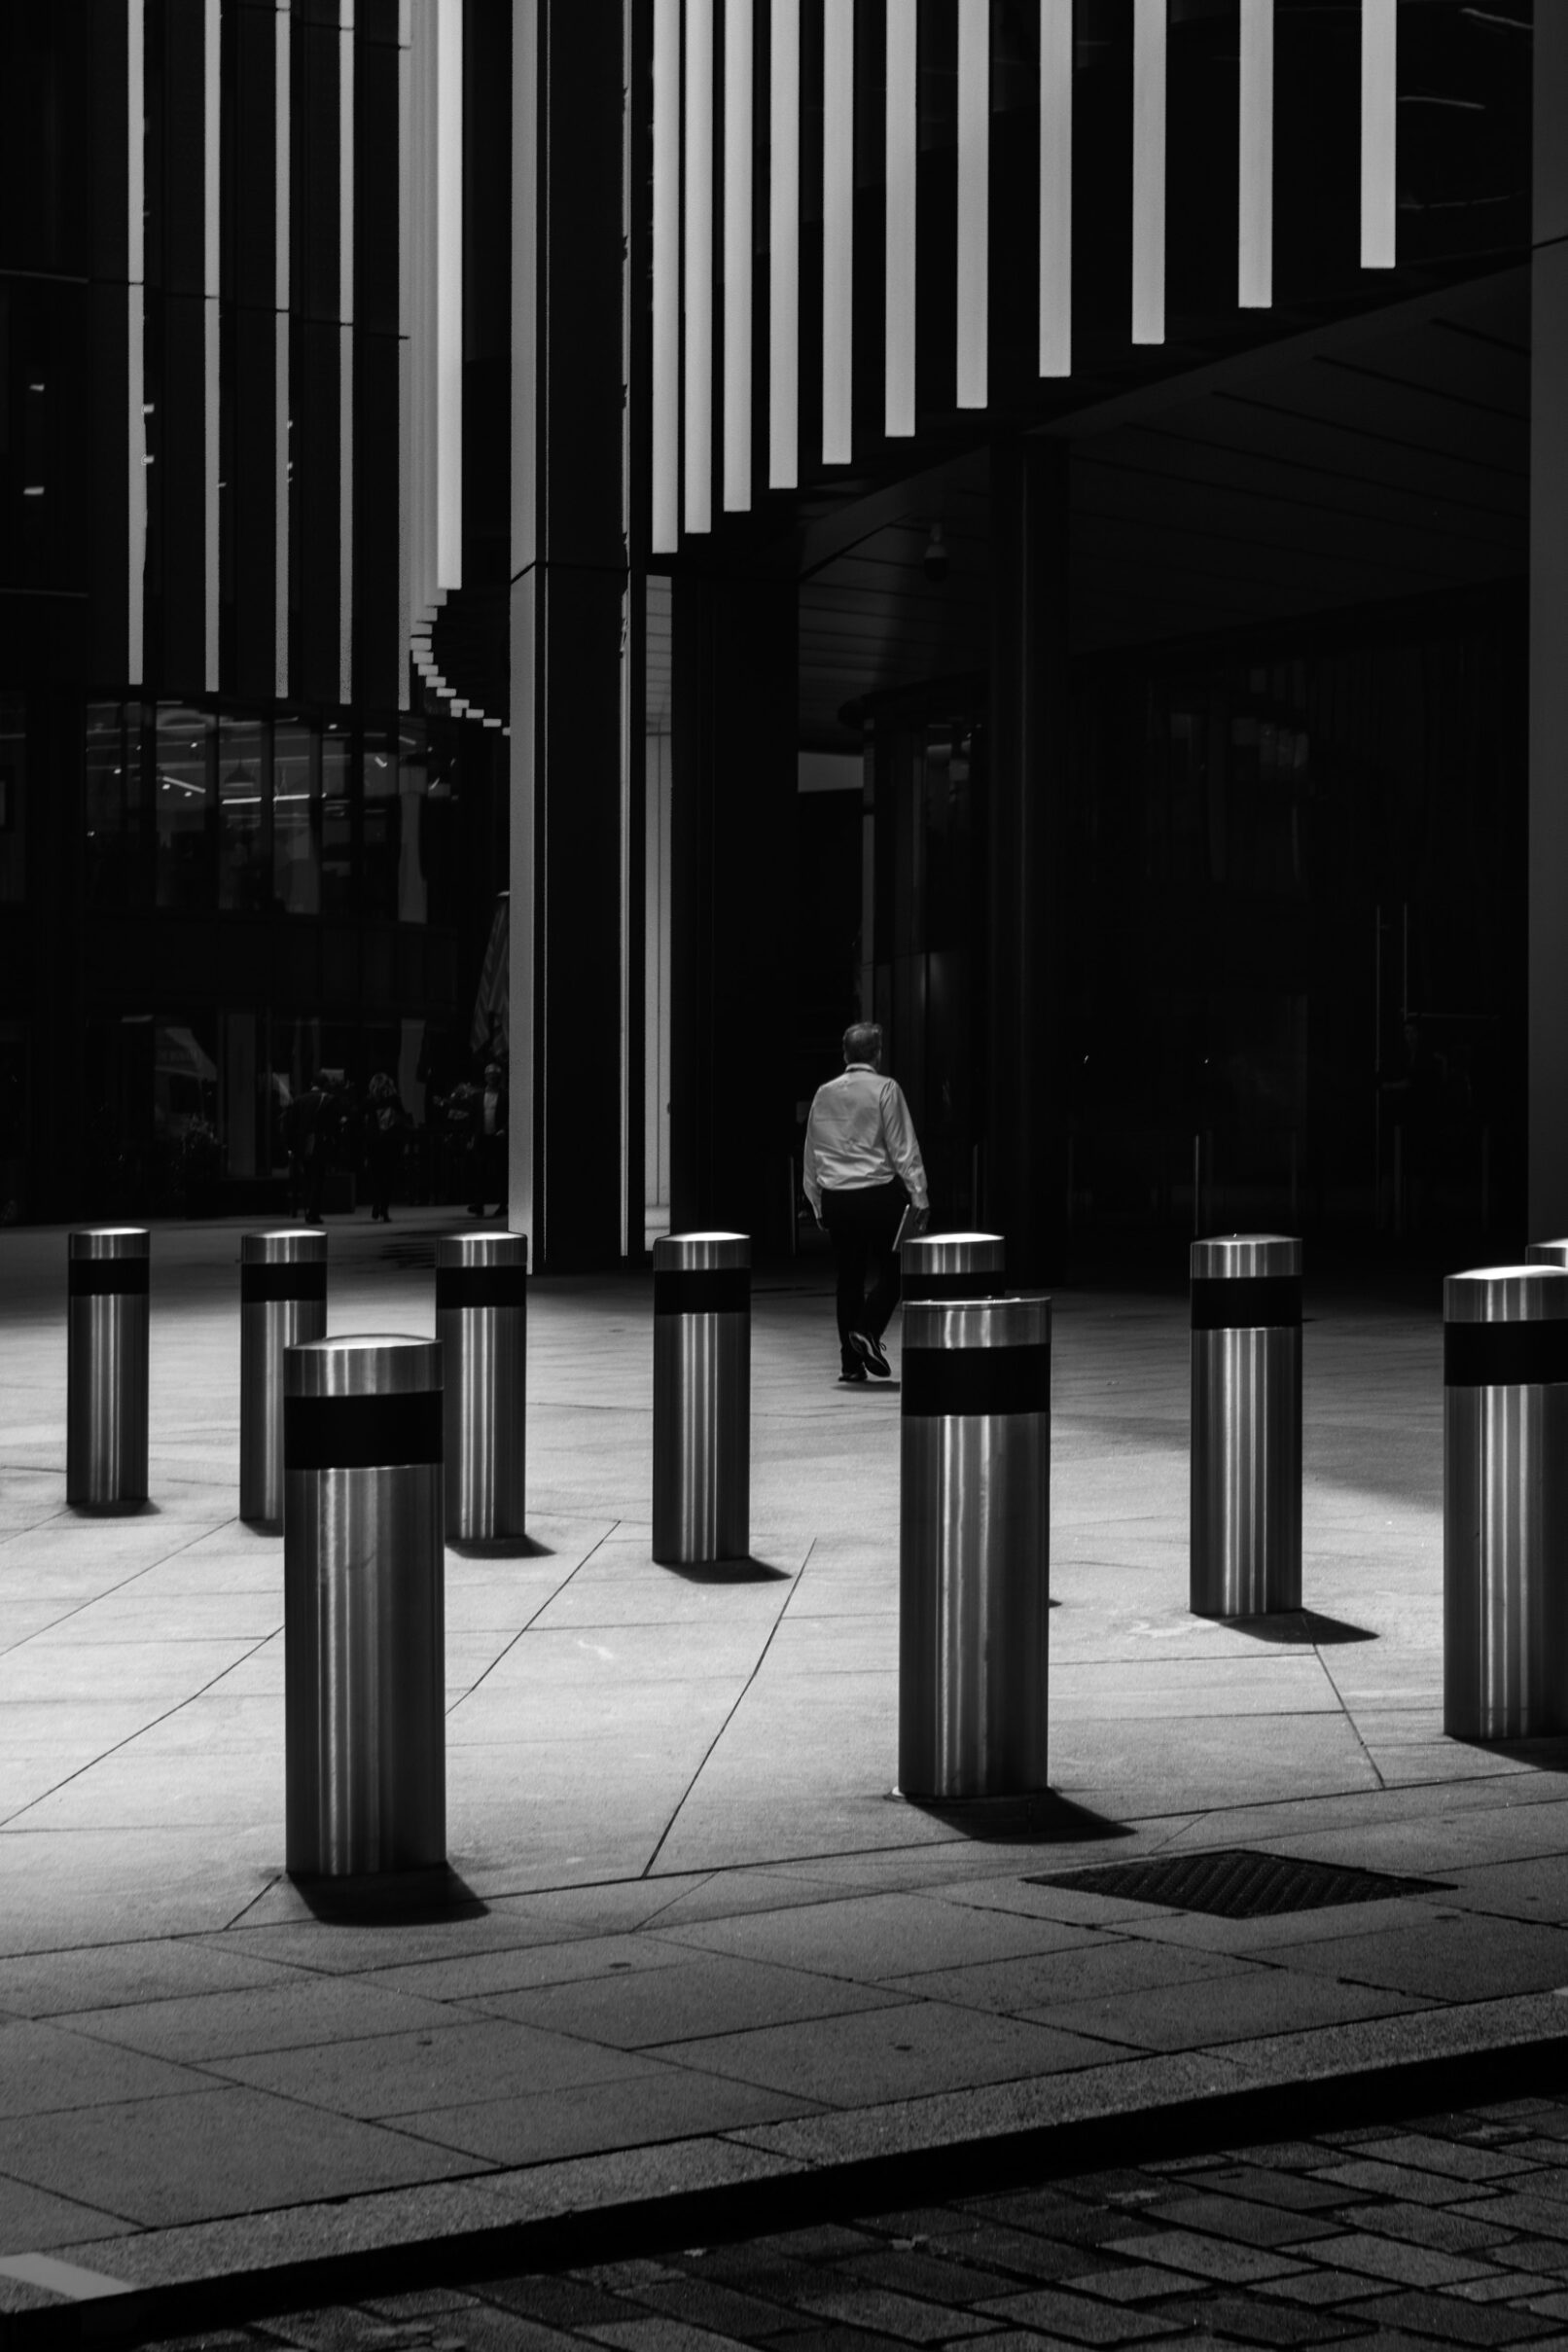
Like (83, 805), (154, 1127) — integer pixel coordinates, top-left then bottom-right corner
(361, 731), (399, 920)
(272, 717), (319, 914)
(0, 695), (24, 906)
(396, 722), (429, 925)
(218, 715), (269, 913)
(321, 723), (354, 913)
(155, 706), (216, 911)
(85, 701), (142, 910)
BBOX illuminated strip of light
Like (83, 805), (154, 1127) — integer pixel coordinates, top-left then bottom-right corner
(955, 0), (987, 408)
(684, 0), (714, 532)
(1361, 0), (1397, 267)
(1238, 0), (1272, 307)
(205, 0), (221, 691)
(1131, 0), (1165, 344)
(651, 0), (680, 551)
(722, 0), (752, 510)
(884, 0), (915, 437)
(1039, 0), (1072, 376)
(513, 0), (537, 572)
(821, 0), (853, 464)
(127, 0), (145, 684)
(768, 0), (799, 487)
(276, 0), (291, 696)
(435, 0), (462, 587)
(339, 1), (355, 704)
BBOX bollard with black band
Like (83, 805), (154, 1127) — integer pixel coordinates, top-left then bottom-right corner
(436, 1230), (527, 1542)
(901, 1231), (1006, 1304)
(899, 1293), (1051, 1800)
(1190, 1233), (1302, 1618)
(239, 1229), (327, 1526)
(66, 1228), (150, 1508)
(283, 1335), (445, 1877)
(652, 1232), (750, 1565)
(1443, 1265), (1568, 1740)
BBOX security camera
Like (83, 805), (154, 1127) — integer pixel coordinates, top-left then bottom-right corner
(922, 521), (948, 585)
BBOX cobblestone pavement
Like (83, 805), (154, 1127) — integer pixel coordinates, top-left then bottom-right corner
(143, 2094), (1568, 2352)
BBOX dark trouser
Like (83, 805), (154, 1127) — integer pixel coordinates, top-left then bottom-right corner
(821, 1180), (905, 1372)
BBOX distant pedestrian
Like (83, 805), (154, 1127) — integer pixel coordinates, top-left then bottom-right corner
(364, 1072), (407, 1224)
(284, 1076), (330, 1226)
(802, 1022), (929, 1385)
(468, 1060), (508, 1218)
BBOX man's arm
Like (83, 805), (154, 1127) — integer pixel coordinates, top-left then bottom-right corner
(880, 1080), (929, 1211)
(802, 1094), (825, 1220)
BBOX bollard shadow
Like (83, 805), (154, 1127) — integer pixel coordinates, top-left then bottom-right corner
(446, 1534), (554, 1560)
(897, 1789), (1133, 1846)
(70, 1498), (160, 1517)
(660, 1555), (794, 1585)
(286, 1863), (487, 1925)
(1450, 1734), (1568, 1773)
(1221, 1610), (1376, 1647)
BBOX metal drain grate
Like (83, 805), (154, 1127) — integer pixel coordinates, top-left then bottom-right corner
(1028, 1847), (1449, 1920)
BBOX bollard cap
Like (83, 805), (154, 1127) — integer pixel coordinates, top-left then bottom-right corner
(1190, 1233), (1301, 1281)
(241, 1228), (327, 1265)
(902, 1230), (1005, 1273)
(1525, 1240), (1568, 1271)
(903, 1292), (1051, 1354)
(285, 1333), (442, 1398)
(435, 1229), (527, 1269)
(69, 1227), (149, 1259)
(1443, 1266), (1568, 1324)
(654, 1231), (749, 1272)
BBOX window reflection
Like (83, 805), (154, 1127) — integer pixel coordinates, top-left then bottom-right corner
(273, 718), (318, 914)
(321, 724), (354, 913)
(155, 706), (215, 910)
(218, 715), (268, 913)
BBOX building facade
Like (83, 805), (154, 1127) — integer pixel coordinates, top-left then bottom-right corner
(5, 2), (1562, 1276)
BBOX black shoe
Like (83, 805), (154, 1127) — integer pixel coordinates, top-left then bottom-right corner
(837, 1364), (869, 1385)
(849, 1330), (892, 1377)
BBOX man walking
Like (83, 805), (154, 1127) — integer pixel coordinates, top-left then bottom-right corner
(803, 1022), (929, 1385)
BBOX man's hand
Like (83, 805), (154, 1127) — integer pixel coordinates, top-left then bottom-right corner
(907, 1202), (931, 1238)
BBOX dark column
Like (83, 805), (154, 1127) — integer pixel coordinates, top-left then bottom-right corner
(670, 569), (798, 1251)
(510, 0), (627, 1269)
(1530, 9), (1568, 1235)
(987, 436), (1070, 1286)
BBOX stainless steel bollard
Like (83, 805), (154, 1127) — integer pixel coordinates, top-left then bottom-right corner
(1443, 1265), (1568, 1740)
(437, 1230), (527, 1541)
(1527, 1239), (1568, 1270)
(1190, 1233), (1302, 1617)
(652, 1232), (750, 1565)
(899, 1293), (1051, 1800)
(901, 1230), (1006, 1303)
(239, 1229), (327, 1526)
(66, 1228), (150, 1507)
(283, 1335), (445, 1876)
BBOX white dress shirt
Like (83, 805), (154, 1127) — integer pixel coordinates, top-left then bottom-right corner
(802, 1063), (929, 1216)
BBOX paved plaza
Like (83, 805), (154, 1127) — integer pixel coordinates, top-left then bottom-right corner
(3, 1216), (1568, 2330)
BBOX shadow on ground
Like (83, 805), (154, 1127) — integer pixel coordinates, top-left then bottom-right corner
(901, 1789), (1132, 1845)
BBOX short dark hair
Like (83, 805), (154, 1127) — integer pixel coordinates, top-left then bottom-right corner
(843, 1022), (882, 1064)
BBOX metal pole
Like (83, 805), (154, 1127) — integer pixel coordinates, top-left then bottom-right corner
(239, 1229), (327, 1526)
(652, 1230), (750, 1563)
(1190, 1233), (1302, 1618)
(1443, 1265), (1568, 1738)
(66, 1228), (150, 1508)
(901, 1230), (1005, 1303)
(436, 1229), (527, 1541)
(284, 1334), (445, 1877)
(899, 1292), (1051, 1798)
